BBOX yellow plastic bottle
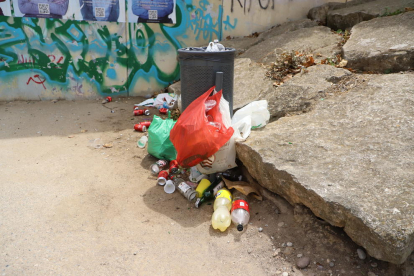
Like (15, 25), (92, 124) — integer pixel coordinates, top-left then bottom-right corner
(211, 205), (231, 232)
(211, 189), (232, 232)
(213, 189), (232, 211)
(196, 179), (211, 198)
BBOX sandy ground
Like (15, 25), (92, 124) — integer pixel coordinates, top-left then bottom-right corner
(0, 98), (403, 276)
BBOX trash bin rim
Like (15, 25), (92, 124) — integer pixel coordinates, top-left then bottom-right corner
(178, 47), (236, 53)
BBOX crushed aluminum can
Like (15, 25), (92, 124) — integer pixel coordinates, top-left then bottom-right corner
(157, 170), (169, 186)
(150, 160), (169, 175)
(169, 160), (179, 174)
(134, 124), (147, 132)
(106, 96), (112, 102)
(133, 109), (150, 116)
(159, 108), (168, 114)
(139, 121), (151, 128)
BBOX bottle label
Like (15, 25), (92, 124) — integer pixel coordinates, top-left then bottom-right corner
(156, 160), (168, 168)
(231, 199), (249, 213)
(215, 189), (232, 202)
(178, 182), (191, 194)
(212, 181), (225, 196)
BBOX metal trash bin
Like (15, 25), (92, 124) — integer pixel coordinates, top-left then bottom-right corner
(178, 47), (236, 116)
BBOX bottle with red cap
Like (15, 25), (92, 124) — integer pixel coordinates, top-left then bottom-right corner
(231, 191), (250, 232)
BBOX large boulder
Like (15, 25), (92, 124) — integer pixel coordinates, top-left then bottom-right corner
(327, 0), (414, 30)
(233, 58), (273, 110)
(264, 65), (352, 119)
(240, 26), (342, 65)
(307, 2), (349, 25)
(343, 11), (414, 72)
(224, 19), (318, 56)
(308, 0), (378, 25)
(237, 72), (414, 264)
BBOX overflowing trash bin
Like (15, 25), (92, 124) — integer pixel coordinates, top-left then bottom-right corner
(128, 40), (271, 233)
(178, 41), (236, 116)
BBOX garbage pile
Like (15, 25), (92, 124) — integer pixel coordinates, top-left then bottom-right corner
(128, 84), (270, 232)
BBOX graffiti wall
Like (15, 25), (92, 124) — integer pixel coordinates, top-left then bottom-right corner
(222, 0), (345, 38)
(0, 0), (224, 100)
(0, 0), (344, 100)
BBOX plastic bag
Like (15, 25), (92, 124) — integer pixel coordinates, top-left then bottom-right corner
(170, 87), (234, 168)
(147, 113), (177, 161)
(231, 100), (270, 141)
(196, 96), (237, 174)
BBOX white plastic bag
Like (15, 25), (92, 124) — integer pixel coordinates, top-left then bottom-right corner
(135, 93), (178, 109)
(205, 42), (219, 52)
(196, 96), (237, 174)
(153, 93), (178, 109)
(231, 100), (270, 135)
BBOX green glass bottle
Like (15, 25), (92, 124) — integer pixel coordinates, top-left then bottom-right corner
(195, 175), (225, 208)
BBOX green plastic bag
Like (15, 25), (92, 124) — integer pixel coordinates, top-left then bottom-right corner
(147, 112), (177, 161)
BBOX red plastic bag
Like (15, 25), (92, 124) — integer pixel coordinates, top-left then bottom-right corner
(170, 87), (234, 168)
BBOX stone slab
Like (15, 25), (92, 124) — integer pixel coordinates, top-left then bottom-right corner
(237, 72), (414, 264)
(343, 11), (414, 72)
(240, 26), (342, 65)
(264, 64), (352, 119)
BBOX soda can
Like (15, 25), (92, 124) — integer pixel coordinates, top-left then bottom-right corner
(134, 124), (147, 132)
(169, 160), (179, 174)
(150, 160), (168, 175)
(157, 170), (169, 186)
(133, 109), (150, 116)
(159, 108), (168, 114)
(106, 96), (112, 102)
(140, 121), (151, 128)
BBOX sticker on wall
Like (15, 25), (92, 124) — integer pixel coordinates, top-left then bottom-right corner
(0, 0), (11, 16)
(128, 0), (176, 24)
(76, 0), (125, 22)
(12, 0), (71, 19)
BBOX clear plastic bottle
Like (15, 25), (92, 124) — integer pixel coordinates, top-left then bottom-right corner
(231, 192), (250, 231)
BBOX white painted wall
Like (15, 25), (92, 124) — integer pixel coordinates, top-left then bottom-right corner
(222, 0), (346, 38)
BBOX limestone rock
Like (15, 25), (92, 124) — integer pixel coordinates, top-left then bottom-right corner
(240, 26), (342, 65)
(233, 58), (273, 110)
(222, 36), (262, 56)
(343, 11), (414, 72)
(237, 72), (414, 264)
(327, 0), (414, 30)
(307, 2), (347, 25)
(224, 19), (318, 56)
(258, 19), (318, 41)
(167, 81), (181, 96)
(296, 256), (310, 269)
(263, 65), (352, 119)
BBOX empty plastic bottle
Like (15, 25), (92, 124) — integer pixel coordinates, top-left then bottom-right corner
(212, 205), (231, 232)
(231, 192), (250, 231)
(213, 188), (232, 211)
(211, 188), (232, 232)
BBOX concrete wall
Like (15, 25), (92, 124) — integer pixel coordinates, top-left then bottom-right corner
(222, 0), (345, 38)
(0, 0), (342, 101)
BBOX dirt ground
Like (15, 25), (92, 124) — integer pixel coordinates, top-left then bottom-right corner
(0, 98), (404, 276)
